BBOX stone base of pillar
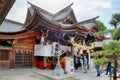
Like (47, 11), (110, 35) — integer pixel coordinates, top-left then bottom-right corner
(53, 62), (64, 76)
(53, 67), (64, 76)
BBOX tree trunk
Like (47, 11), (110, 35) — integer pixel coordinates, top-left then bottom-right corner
(113, 59), (117, 80)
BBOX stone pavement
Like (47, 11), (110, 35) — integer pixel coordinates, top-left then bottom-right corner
(0, 68), (120, 80)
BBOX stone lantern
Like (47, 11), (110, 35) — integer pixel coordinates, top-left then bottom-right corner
(53, 44), (64, 76)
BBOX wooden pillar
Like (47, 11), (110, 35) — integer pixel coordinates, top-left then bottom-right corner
(44, 56), (47, 69)
(32, 40), (37, 68)
(9, 50), (14, 69)
(32, 44), (36, 68)
(32, 52), (36, 68)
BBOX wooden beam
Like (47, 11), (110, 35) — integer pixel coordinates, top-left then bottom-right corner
(0, 31), (41, 39)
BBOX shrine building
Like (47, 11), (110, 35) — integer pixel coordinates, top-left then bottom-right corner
(0, 1), (100, 69)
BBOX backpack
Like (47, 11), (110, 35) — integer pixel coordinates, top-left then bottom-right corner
(109, 67), (114, 74)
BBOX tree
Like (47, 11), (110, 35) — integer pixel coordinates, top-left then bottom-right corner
(96, 20), (107, 31)
(103, 41), (120, 80)
(92, 41), (120, 80)
(112, 27), (120, 40)
(94, 20), (107, 37)
(109, 13), (120, 29)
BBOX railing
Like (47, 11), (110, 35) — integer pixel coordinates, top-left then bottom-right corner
(91, 40), (114, 47)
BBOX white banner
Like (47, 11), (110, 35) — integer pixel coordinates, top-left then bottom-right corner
(34, 44), (52, 56)
(34, 43), (71, 56)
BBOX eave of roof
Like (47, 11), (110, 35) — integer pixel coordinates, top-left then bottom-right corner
(0, 31), (40, 39)
(26, 11), (99, 34)
(25, 9), (88, 34)
(25, 2), (99, 36)
(27, 1), (74, 22)
(0, 19), (26, 34)
(25, 10), (61, 30)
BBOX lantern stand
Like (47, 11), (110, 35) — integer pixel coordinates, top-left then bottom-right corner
(53, 51), (64, 76)
(53, 43), (64, 76)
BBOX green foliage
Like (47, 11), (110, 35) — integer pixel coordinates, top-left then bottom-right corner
(94, 58), (102, 66)
(101, 57), (109, 63)
(103, 41), (120, 55)
(112, 27), (120, 40)
(102, 41), (120, 50)
(114, 48), (120, 54)
(91, 51), (100, 56)
(117, 63), (120, 68)
(109, 13), (120, 29)
(92, 41), (120, 66)
(106, 29), (115, 34)
(94, 20), (108, 37)
(92, 41), (120, 57)
(93, 29), (114, 38)
(96, 20), (107, 31)
(91, 50), (110, 56)
(93, 31), (106, 37)
(94, 57), (109, 66)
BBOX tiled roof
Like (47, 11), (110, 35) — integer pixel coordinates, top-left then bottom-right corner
(0, 19), (25, 33)
(28, 1), (73, 21)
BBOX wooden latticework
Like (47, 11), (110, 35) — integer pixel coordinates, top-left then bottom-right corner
(12, 37), (36, 68)
(14, 50), (32, 68)
(0, 49), (11, 69)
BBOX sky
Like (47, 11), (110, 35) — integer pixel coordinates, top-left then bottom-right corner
(6, 0), (120, 29)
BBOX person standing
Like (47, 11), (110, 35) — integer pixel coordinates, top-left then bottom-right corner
(74, 56), (79, 70)
(80, 56), (83, 71)
(105, 62), (111, 75)
(83, 56), (88, 73)
(96, 65), (101, 76)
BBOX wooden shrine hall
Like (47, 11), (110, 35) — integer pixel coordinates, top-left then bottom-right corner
(0, 1), (99, 69)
